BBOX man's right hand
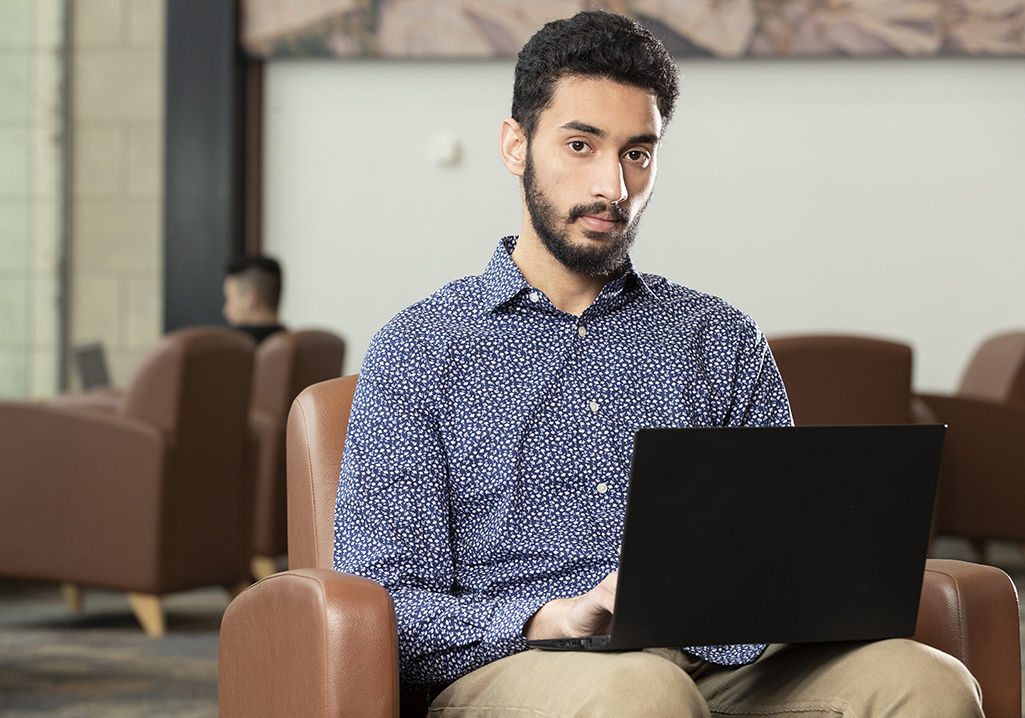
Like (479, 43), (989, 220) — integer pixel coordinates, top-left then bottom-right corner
(523, 571), (618, 640)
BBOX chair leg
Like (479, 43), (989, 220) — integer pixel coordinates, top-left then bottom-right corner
(60, 583), (83, 613)
(250, 555), (278, 580)
(128, 592), (165, 637)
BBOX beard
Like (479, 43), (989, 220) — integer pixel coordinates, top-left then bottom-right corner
(522, 149), (647, 277)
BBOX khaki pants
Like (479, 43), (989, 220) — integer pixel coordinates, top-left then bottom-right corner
(428, 639), (983, 717)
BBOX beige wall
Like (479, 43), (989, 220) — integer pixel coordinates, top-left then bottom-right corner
(68, 0), (165, 389)
(264, 59), (1025, 393)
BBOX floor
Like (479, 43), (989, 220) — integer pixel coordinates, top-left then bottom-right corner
(0, 539), (1022, 717)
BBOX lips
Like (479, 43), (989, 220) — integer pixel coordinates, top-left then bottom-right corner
(568, 201), (628, 230)
(580, 215), (619, 232)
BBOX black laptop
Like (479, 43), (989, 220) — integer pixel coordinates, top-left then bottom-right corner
(528, 424), (945, 651)
(73, 342), (111, 390)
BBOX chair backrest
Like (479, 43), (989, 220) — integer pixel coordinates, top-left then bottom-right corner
(957, 331), (1025, 407)
(251, 330), (347, 419)
(121, 326), (256, 590)
(769, 334), (913, 426)
(286, 374), (358, 570)
(250, 330), (346, 557)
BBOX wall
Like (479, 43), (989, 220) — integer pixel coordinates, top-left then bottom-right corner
(0, 0), (62, 398)
(263, 58), (1025, 392)
(69, 0), (164, 389)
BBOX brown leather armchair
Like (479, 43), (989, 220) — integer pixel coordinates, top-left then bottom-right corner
(249, 329), (346, 579)
(768, 335), (914, 425)
(917, 331), (1025, 547)
(0, 327), (256, 636)
(219, 376), (1022, 718)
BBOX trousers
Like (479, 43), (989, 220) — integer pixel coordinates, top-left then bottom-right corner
(428, 639), (984, 717)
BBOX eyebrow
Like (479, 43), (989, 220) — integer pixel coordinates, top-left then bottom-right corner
(559, 121), (660, 146)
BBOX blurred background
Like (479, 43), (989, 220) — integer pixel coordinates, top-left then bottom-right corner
(1, 0), (1023, 401)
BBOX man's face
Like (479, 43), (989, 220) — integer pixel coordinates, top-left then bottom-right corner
(222, 276), (249, 325)
(520, 76), (661, 276)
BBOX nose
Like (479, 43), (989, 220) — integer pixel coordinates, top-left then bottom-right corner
(591, 155), (627, 205)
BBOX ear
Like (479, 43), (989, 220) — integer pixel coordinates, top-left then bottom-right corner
(500, 118), (527, 177)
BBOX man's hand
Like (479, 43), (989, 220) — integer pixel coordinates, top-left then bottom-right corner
(523, 571), (618, 640)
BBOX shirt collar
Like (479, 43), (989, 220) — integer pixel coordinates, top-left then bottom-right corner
(480, 236), (655, 313)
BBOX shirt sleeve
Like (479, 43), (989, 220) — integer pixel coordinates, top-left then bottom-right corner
(725, 317), (794, 428)
(332, 324), (544, 689)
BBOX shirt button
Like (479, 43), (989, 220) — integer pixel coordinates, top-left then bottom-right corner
(589, 400), (599, 413)
(529, 291), (539, 303)
(577, 326), (587, 338)
(597, 482), (608, 494)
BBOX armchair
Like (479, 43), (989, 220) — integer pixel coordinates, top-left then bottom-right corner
(0, 327), (256, 636)
(917, 331), (1025, 546)
(249, 329), (346, 579)
(768, 334), (914, 425)
(219, 376), (1021, 718)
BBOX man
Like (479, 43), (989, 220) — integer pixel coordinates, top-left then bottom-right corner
(223, 255), (286, 343)
(334, 11), (982, 717)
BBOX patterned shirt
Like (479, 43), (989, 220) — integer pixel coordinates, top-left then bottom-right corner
(334, 237), (793, 690)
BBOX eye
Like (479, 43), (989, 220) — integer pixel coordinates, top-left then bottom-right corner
(569, 140), (588, 153)
(625, 150), (651, 167)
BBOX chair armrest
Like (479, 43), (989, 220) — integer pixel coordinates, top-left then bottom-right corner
(0, 401), (167, 589)
(915, 558), (1020, 718)
(219, 568), (400, 718)
(216, 561), (1019, 718)
(49, 386), (126, 413)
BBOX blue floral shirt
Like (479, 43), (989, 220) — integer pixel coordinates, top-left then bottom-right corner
(334, 237), (793, 690)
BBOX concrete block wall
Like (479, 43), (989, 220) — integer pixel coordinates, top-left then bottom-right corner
(68, 0), (165, 389)
(0, 0), (63, 398)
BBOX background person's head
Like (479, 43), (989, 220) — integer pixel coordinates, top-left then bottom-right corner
(223, 255), (282, 326)
(511, 11), (680, 144)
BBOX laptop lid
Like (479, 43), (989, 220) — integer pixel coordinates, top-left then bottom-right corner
(73, 342), (110, 390)
(600, 424), (944, 651)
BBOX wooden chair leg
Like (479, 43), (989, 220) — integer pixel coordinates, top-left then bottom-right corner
(60, 583), (83, 613)
(128, 592), (165, 637)
(250, 555), (278, 580)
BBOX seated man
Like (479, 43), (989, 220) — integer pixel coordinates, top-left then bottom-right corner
(222, 255), (286, 343)
(334, 11), (982, 717)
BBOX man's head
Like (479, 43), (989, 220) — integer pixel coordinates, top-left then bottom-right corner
(223, 255), (282, 326)
(511, 11), (679, 144)
(502, 12), (679, 277)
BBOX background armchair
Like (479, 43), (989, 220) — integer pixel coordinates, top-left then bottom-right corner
(917, 331), (1025, 551)
(768, 334), (914, 425)
(249, 329), (346, 580)
(219, 375), (1021, 718)
(0, 327), (256, 636)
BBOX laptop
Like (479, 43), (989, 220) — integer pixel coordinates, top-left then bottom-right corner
(527, 424), (945, 651)
(73, 342), (111, 390)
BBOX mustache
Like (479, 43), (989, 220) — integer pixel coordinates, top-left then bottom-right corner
(568, 201), (629, 225)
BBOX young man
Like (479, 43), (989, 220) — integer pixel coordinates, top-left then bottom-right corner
(334, 11), (982, 717)
(222, 255), (286, 343)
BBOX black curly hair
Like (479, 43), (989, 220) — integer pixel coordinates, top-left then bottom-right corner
(512, 11), (679, 141)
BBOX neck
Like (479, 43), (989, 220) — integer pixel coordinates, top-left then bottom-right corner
(238, 309), (279, 326)
(511, 226), (617, 317)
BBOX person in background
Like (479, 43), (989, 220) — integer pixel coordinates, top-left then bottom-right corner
(223, 255), (286, 343)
